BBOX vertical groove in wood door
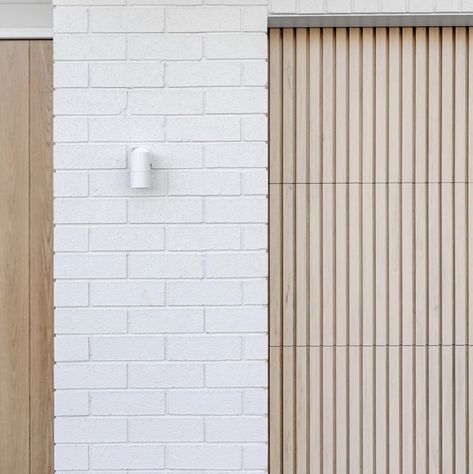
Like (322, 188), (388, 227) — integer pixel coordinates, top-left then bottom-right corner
(0, 40), (30, 474)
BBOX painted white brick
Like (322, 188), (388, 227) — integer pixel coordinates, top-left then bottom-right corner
(436, 0), (459, 10)
(243, 61), (267, 86)
(55, 335), (90, 361)
(55, 445), (88, 471)
(128, 198), (203, 223)
(128, 34), (202, 60)
(167, 61), (241, 87)
(89, 116), (165, 142)
(130, 0), (202, 3)
(90, 335), (165, 360)
(129, 308), (204, 333)
(167, 335), (241, 360)
(206, 416), (267, 442)
(244, 445), (268, 469)
(128, 254), (203, 278)
(89, 171), (165, 197)
(167, 445), (241, 470)
(242, 114), (267, 140)
(90, 62), (165, 88)
(242, 6), (267, 31)
(205, 307), (267, 333)
(243, 224), (267, 249)
(168, 170), (240, 195)
(55, 363), (127, 389)
(54, 172), (88, 197)
(89, 226), (165, 251)
(167, 116), (240, 142)
(55, 309), (128, 334)
(206, 361), (267, 387)
(167, 280), (241, 306)
(205, 142), (267, 168)
(54, 7), (88, 33)
(326, 0), (352, 12)
(54, 35), (126, 60)
(167, 6), (240, 32)
(129, 417), (204, 442)
(298, 0), (324, 12)
(128, 89), (204, 115)
(151, 143), (203, 169)
(206, 252), (267, 278)
(129, 363), (204, 388)
(54, 144), (126, 170)
(55, 281), (89, 307)
(408, 0), (433, 11)
(89, 444), (165, 470)
(206, 88), (267, 114)
(55, 254), (127, 279)
(55, 0), (126, 4)
(205, 33), (267, 59)
(243, 389), (268, 416)
(54, 62), (88, 88)
(55, 89), (127, 115)
(55, 390), (90, 416)
(353, 0), (379, 11)
(168, 390), (241, 415)
(205, 197), (267, 223)
(381, 0), (407, 11)
(55, 417), (127, 443)
(90, 7), (164, 32)
(243, 278), (267, 304)
(243, 334), (267, 359)
(55, 226), (89, 252)
(242, 169), (267, 194)
(54, 117), (88, 142)
(166, 225), (241, 250)
(90, 390), (165, 415)
(90, 281), (165, 306)
(270, 0), (296, 12)
(55, 198), (127, 224)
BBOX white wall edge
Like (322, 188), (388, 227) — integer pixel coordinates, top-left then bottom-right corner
(0, 28), (52, 39)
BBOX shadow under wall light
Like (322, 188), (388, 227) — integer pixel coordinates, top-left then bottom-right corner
(129, 147), (152, 189)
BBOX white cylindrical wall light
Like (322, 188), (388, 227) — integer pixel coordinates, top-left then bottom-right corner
(129, 147), (152, 188)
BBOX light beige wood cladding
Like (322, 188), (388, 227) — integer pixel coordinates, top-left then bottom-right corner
(269, 27), (473, 474)
(0, 40), (53, 474)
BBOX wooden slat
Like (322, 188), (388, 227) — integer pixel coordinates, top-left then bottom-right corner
(0, 40), (30, 474)
(322, 346), (335, 473)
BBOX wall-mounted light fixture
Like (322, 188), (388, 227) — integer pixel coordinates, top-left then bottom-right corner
(129, 147), (151, 189)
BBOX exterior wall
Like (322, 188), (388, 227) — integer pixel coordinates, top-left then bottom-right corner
(53, 0), (471, 473)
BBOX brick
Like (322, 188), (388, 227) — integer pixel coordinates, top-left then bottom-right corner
(54, 117), (88, 142)
(205, 197), (267, 223)
(242, 114), (267, 140)
(55, 390), (89, 416)
(243, 61), (267, 86)
(128, 89), (203, 115)
(167, 445), (241, 470)
(166, 225), (241, 250)
(54, 172), (88, 197)
(243, 278), (267, 304)
(129, 363), (204, 388)
(167, 116), (240, 142)
(168, 390), (241, 415)
(55, 226), (89, 252)
(298, 0), (324, 12)
(54, 144), (126, 170)
(151, 143), (203, 169)
(55, 254), (127, 279)
(128, 253), (203, 278)
(436, 0), (459, 10)
(55, 198), (127, 224)
(206, 416), (267, 442)
(54, 62), (88, 87)
(54, 89), (127, 115)
(205, 33), (267, 59)
(381, 0), (407, 10)
(90, 62), (164, 87)
(54, 35), (126, 60)
(408, 0), (433, 11)
(243, 334), (267, 359)
(244, 444), (268, 469)
(90, 335), (165, 360)
(205, 142), (267, 168)
(166, 6), (240, 32)
(243, 389), (268, 414)
(167, 61), (241, 87)
(90, 7), (164, 32)
(90, 444), (165, 470)
(55, 363), (127, 389)
(243, 224), (267, 249)
(90, 390), (165, 415)
(55, 309), (128, 334)
(90, 226), (165, 251)
(167, 280), (241, 306)
(129, 0), (202, 3)
(55, 445), (88, 471)
(128, 198), (203, 223)
(55, 335), (90, 361)
(167, 335), (241, 360)
(128, 34), (202, 60)
(55, 0), (126, 4)
(353, 0), (379, 11)
(168, 170), (240, 195)
(206, 361), (267, 387)
(54, 7), (88, 32)
(89, 171), (165, 197)
(129, 308), (204, 333)
(90, 281), (165, 306)
(55, 417), (127, 443)
(242, 169), (267, 194)
(206, 252), (267, 277)
(326, 0), (352, 12)
(89, 116), (165, 142)
(54, 281), (88, 307)
(205, 307), (267, 333)
(270, 0), (296, 12)
(129, 417), (204, 441)
(242, 6), (267, 31)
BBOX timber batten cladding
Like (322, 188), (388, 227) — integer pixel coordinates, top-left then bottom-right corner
(269, 26), (473, 473)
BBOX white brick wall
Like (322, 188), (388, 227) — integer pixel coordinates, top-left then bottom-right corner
(53, 0), (472, 472)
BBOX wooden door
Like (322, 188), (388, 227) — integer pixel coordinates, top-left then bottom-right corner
(269, 27), (473, 474)
(0, 40), (53, 474)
